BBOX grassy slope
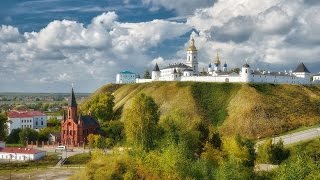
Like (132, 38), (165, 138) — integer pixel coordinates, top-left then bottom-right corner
(83, 82), (320, 139)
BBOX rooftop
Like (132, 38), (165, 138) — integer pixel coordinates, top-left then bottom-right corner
(0, 147), (44, 154)
(293, 63), (310, 73)
(120, 71), (135, 74)
(8, 110), (46, 118)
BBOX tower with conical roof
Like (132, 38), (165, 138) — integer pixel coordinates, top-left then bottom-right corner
(186, 38), (199, 75)
(67, 88), (78, 121)
(152, 63), (161, 81)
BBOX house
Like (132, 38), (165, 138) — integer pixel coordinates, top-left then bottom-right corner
(7, 110), (48, 134)
(48, 133), (60, 144)
(0, 142), (45, 161)
(61, 88), (100, 146)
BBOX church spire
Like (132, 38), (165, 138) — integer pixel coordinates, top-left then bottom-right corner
(69, 88), (77, 107)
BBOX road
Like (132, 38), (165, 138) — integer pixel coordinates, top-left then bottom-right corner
(35, 146), (90, 158)
(256, 127), (320, 147)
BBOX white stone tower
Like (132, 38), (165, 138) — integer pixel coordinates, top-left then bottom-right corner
(186, 38), (199, 75)
(152, 63), (161, 81)
(241, 60), (251, 82)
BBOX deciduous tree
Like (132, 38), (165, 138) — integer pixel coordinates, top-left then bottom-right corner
(123, 93), (159, 151)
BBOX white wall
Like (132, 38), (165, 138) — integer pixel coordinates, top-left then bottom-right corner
(116, 73), (136, 84)
(0, 151), (46, 161)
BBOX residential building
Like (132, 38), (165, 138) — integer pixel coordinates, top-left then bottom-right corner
(0, 142), (45, 161)
(7, 110), (47, 134)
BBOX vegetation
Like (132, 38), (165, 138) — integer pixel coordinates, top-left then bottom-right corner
(143, 69), (151, 79)
(257, 139), (290, 164)
(65, 153), (91, 165)
(0, 111), (7, 140)
(69, 82), (320, 179)
(123, 93), (160, 151)
(81, 92), (115, 122)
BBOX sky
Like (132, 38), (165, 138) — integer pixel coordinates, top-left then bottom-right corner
(0, 0), (320, 92)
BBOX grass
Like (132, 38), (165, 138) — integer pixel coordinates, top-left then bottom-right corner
(65, 153), (91, 165)
(5, 144), (25, 147)
(191, 82), (241, 126)
(84, 82), (320, 139)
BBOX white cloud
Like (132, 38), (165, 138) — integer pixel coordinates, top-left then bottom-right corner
(0, 12), (191, 92)
(139, 0), (215, 15)
(186, 0), (320, 67)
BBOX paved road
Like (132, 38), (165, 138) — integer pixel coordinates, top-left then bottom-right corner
(35, 146), (90, 159)
(256, 127), (320, 147)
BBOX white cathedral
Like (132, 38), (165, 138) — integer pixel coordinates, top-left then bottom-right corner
(116, 38), (320, 85)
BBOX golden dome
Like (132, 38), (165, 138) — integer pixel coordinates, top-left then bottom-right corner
(187, 38), (197, 51)
(214, 52), (221, 65)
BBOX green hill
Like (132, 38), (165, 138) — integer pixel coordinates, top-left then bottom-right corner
(82, 82), (320, 139)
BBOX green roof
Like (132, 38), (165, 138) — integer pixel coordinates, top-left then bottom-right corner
(120, 71), (135, 74)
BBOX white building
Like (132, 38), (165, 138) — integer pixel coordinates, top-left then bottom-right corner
(128, 38), (316, 85)
(0, 142), (45, 161)
(313, 73), (320, 83)
(7, 110), (47, 134)
(116, 71), (137, 84)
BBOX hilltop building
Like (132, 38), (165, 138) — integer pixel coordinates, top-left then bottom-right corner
(116, 71), (137, 84)
(60, 88), (100, 146)
(117, 38), (316, 85)
(7, 110), (47, 134)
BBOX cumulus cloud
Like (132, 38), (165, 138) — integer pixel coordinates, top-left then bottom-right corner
(186, 0), (320, 67)
(0, 12), (191, 92)
(131, 0), (216, 15)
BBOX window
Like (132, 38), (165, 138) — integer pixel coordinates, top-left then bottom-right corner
(36, 121), (38, 126)
(41, 121), (43, 125)
(245, 69), (248, 73)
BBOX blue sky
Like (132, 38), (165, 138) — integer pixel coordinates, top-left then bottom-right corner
(0, 0), (319, 92)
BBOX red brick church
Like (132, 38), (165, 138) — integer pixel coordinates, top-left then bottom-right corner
(61, 88), (100, 146)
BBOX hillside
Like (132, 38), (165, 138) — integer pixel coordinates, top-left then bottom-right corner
(82, 82), (320, 139)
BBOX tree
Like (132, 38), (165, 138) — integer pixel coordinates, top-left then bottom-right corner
(94, 135), (106, 149)
(88, 134), (96, 148)
(82, 92), (115, 122)
(274, 154), (319, 180)
(0, 112), (7, 140)
(123, 93), (160, 151)
(19, 128), (39, 144)
(143, 69), (151, 79)
(6, 128), (21, 144)
(257, 138), (289, 164)
(102, 120), (124, 142)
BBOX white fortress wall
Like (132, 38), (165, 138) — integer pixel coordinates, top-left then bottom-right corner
(136, 79), (153, 83)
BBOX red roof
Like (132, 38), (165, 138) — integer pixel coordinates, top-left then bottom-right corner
(8, 110), (46, 118)
(0, 147), (44, 154)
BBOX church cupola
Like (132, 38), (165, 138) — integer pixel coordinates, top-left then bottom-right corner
(223, 62), (228, 72)
(213, 52), (221, 72)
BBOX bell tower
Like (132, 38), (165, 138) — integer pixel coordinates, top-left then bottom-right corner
(186, 38), (199, 75)
(67, 88), (78, 121)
